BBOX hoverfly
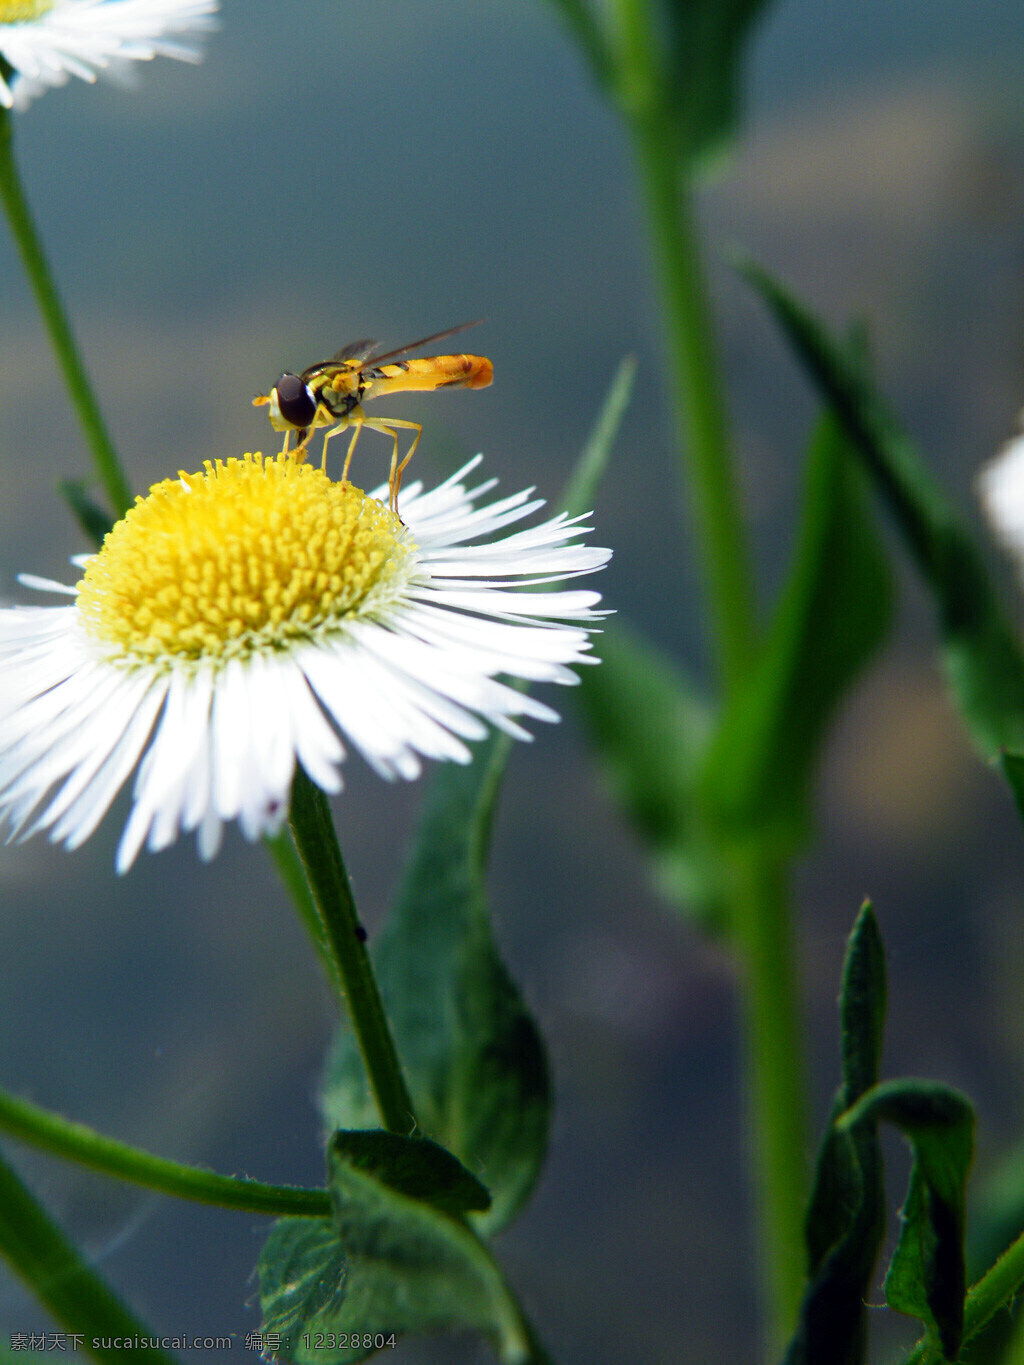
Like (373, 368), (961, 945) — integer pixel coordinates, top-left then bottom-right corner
(253, 322), (493, 512)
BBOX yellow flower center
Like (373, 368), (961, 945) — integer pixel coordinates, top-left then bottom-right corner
(0, 0), (53, 21)
(77, 453), (413, 666)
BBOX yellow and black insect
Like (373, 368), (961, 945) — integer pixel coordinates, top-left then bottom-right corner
(253, 322), (493, 512)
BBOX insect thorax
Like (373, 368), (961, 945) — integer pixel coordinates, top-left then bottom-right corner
(316, 375), (363, 419)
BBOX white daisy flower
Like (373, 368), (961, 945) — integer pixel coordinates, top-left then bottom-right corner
(0, 453), (611, 872)
(0, 0), (218, 110)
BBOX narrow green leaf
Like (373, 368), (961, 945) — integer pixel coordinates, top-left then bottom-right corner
(660, 0), (772, 168)
(701, 416), (893, 844)
(541, 0), (614, 92)
(967, 1131), (1024, 1280)
(784, 902), (888, 1365)
(837, 900), (888, 1108)
(743, 259), (1024, 757)
(573, 617), (723, 924)
(320, 727), (549, 1237)
(330, 1130), (491, 1218)
(562, 354), (636, 519)
(999, 752), (1024, 829)
(57, 477), (115, 548)
(259, 1151), (532, 1364)
(841, 1080), (975, 1361)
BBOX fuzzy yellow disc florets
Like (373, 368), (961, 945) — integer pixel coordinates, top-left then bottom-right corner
(0, 1), (53, 20)
(77, 454), (412, 664)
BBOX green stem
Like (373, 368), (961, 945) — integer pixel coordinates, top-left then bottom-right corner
(265, 825), (339, 984)
(611, 0), (756, 693)
(731, 850), (808, 1350)
(0, 107), (132, 518)
(0, 1144), (176, 1363)
(607, 3), (807, 1352)
(0, 1087), (329, 1217)
(633, 127), (756, 690)
(287, 765), (417, 1135)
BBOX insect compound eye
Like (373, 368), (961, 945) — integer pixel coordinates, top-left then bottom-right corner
(274, 374), (317, 428)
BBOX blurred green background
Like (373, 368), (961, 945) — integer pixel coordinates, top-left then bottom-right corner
(3, 1), (1024, 1359)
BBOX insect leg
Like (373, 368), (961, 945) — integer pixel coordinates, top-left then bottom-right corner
(339, 418), (365, 490)
(290, 427), (317, 464)
(358, 419), (421, 512)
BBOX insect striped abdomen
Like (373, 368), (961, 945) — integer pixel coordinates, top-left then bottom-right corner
(364, 354), (493, 400)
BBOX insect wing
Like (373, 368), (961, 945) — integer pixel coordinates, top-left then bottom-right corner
(329, 338), (380, 365)
(358, 320), (484, 369)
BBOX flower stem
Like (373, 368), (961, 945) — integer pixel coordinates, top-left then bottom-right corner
(287, 765), (417, 1135)
(730, 849), (808, 1350)
(611, 0), (756, 693)
(0, 107), (132, 519)
(605, 4), (808, 1352)
(0, 1086), (329, 1217)
(0, 1145), (175, 1363)
(632, 128), (756, 690)
(265, 825), (339, 984)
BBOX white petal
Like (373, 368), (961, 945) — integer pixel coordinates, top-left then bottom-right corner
(2, 0), (218, 110)
(0, 453), (610, 867)
(981, 432), (1024, 555)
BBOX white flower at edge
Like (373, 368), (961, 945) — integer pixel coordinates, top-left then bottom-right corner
(0, 453), (611, 871)
(980, 425), (1024, 564)
(0, 0), (218, 110)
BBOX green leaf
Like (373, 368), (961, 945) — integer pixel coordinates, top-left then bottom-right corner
(743, 259), (1024, 758)
(835, 900), (888, 1110)
(660, 0), (772, 168)
(541, 0), (614, 92)
(967, 1131), (1024, 1279)
(259, 1150), (533, 1364)
(562, 354), (636, 519)
(330, 1130), (491, 1218)
(841, 1080), (975, 1361)
(259, 1219), (349, 1343)
(784, 902), (888, 1365)
(998, 752), (1024, 830)
(321, 725), (549, 1238)
(57, 477), (115, 547)
(573, 617), (723, 924)
(544, 0), (769, 167)
(701, 415), (893, 845)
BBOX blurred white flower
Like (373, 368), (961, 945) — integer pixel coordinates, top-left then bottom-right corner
(0, 453), (611, 871)
(980, 425), (1024, 565)
(0, 0), (218, 110)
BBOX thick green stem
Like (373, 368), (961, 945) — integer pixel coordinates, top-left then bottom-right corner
(731, 850), (808, 1350)
(287, 765), (417, 1135)
(0, 108), (132, 518)
(605, 5), (808, 1352)
(0, 1145), (175, 1363)
(611, 0), (756, 691)
(632, 126), (757, 690)
(0, 1087), (329, 1217)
